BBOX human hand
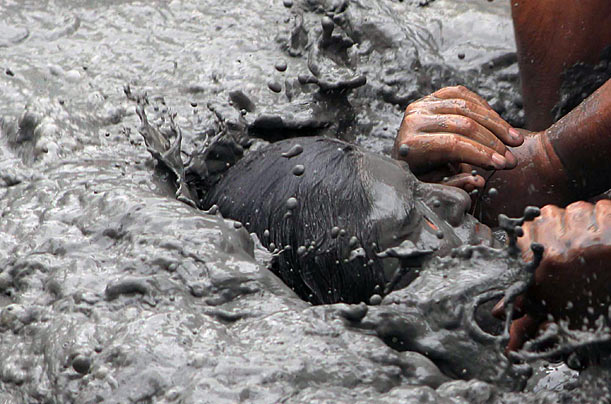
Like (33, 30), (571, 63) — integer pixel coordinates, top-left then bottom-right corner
(393, 86), (524, 189)
(492, 200), (611, 351)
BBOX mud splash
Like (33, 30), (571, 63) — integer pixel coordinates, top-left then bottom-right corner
(1, 0), (608, 403)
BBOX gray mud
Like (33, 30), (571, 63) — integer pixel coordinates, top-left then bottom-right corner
(0, 0), (606, 403)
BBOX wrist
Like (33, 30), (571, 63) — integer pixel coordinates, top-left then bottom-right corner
(535, 131), (570, 190)
(477, 132), (577, 224)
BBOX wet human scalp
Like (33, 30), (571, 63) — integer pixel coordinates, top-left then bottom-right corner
(202, 137), (388, 304)
(360, 148), (417, 211)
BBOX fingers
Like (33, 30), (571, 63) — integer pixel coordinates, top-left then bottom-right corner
(419, 98), (520, 148)
(441, 172), (485, 191)
(536, 205), (566, 262)
(491, 298), (505, 318)
(491, 295), (526, 320)
(396, 86), (524, 175)
(562, 200), (611, 250)
(433, 86), (492, 109)
(517, 221), (536, 262)
(565, 201), (596, 247)
(595, 199), (611, 237)
(507, 314), (543, 352)
(430, 86), (524, 147)
(413, 114), (508, 156)
(407, 133), (509, 170)
(518, 204), (565, 262)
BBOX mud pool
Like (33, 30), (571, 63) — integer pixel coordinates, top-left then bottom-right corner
(1, 0), (609, 403)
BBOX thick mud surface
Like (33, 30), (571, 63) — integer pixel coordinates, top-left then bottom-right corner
(1, 1), (608, 403)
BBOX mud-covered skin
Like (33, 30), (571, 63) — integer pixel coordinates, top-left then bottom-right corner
(0, 0), (608, 402)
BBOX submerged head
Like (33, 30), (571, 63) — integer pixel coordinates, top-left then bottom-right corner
(201, 137), (494, 304)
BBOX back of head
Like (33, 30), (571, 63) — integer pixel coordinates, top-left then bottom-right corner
(201, 137), (386, 304)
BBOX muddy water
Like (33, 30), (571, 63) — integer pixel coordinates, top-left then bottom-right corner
(0, 0), (606, 403)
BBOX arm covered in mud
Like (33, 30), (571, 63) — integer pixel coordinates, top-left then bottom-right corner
(493, 200), (611, 352)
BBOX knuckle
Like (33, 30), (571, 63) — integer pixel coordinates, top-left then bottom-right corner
(453, 99), (468, 110)
(566, 201), (592, 213)
(540, 204), (561, 216)
(463, 117), (478, 132)
(405, 105), (426, 116)
(403, 137), (417, 147)
(402, 111), (417, 124)
(596, 199), (611, 211)
(446, 134), (459, 149)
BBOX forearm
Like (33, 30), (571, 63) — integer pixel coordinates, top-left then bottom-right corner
(478, 81), (611, 224)
(546, 79), (611, 198)
(511, 0), (611, 130)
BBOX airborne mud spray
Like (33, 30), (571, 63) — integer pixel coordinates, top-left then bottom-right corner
(1, 0), (610, 403)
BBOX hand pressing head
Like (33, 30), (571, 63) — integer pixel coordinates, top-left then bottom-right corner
(393, 85), (524, 191)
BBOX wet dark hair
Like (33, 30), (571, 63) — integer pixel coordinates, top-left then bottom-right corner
(198, 137), (388, 304)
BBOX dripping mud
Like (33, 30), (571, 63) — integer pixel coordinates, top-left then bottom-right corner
(1, 0), (610, 403)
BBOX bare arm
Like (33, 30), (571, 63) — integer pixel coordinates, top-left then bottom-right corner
(480, 80), (611, 223)
(511, 0), (611, 130)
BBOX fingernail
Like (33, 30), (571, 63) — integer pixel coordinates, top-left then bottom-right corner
(504, 150), (517, 167)
(509, 128), (522, 141)
(491, 152), (506, 169)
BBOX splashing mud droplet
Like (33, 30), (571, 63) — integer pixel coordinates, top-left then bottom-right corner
(72, 355), (92, 375)
(286, 197), (298, 210)
(281, 144), (303, 158)
(398, 144), (409, 157)
(292, 164), (305, 176)
(267, 81), (282, 93)
(275, 60), (287, 72)
(369, 294), (382, 305)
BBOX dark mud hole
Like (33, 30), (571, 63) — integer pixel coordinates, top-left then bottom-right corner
(1, 0), (610, 403)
